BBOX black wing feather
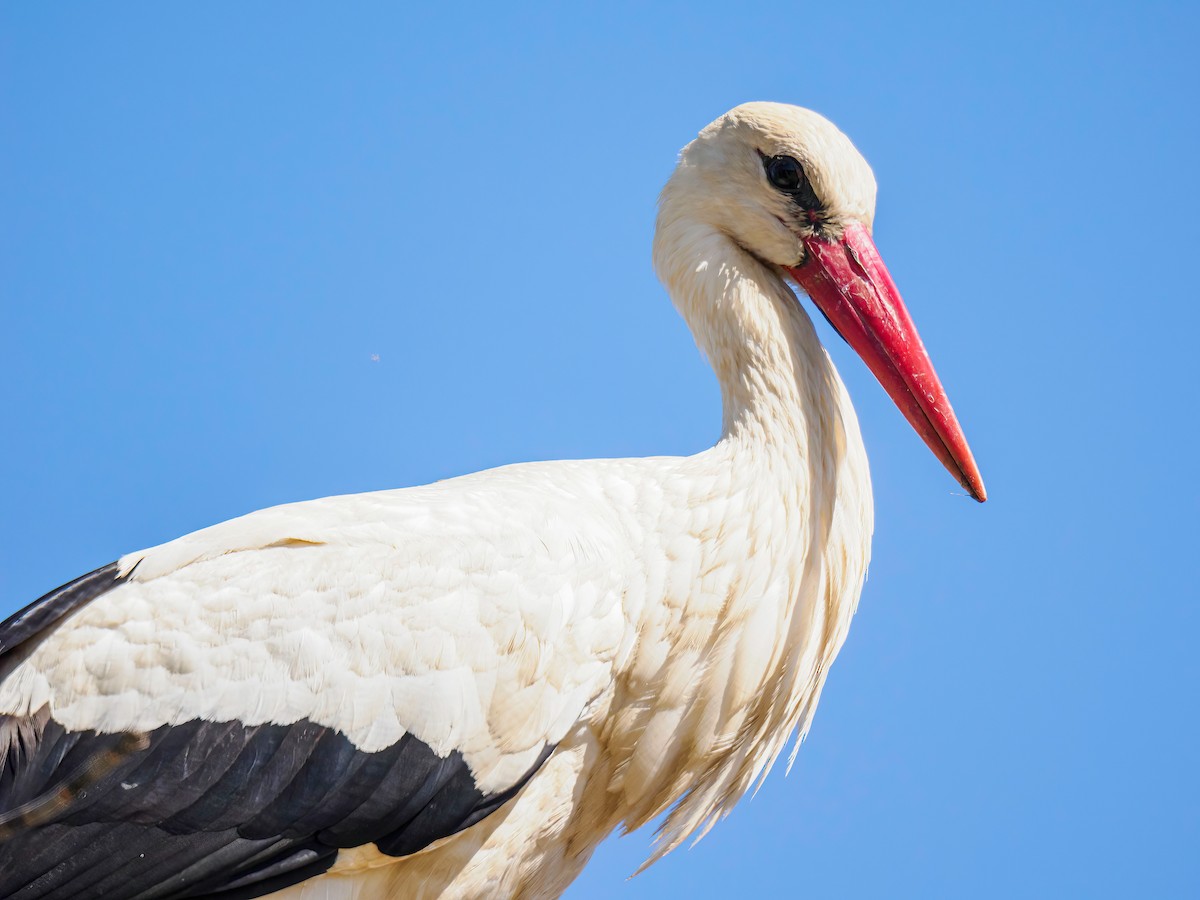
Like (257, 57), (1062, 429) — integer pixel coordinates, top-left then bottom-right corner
(0, 562), (130, 659)
(0, 564), (555, 899)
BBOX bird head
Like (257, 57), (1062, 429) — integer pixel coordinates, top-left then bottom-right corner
(674, 102), (877, 265)
(664, 102), (986, 502)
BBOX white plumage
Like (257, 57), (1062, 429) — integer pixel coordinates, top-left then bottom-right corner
(0, 102), (983, 899)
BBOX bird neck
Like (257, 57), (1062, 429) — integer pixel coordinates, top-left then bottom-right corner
(600, 211), (873, 857)
(652, 212), (833, 452)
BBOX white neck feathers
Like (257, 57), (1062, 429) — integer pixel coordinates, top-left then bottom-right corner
(600, 181), (876, 863)
(652, 192), (838, 455)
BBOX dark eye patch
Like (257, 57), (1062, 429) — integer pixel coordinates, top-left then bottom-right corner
(759, 151), (822, 213)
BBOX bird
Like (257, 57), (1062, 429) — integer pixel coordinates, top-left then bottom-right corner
(0, 102), (985, 900)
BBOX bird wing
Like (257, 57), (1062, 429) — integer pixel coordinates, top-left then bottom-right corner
(0, 463), (632, 899)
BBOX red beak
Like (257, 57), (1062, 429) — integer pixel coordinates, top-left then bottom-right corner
(786, 222), (986, 502)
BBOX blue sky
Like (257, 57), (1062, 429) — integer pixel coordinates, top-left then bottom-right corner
(2, 3), (1196, 897)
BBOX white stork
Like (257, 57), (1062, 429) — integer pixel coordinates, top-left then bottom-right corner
(0, 102), (984, 899)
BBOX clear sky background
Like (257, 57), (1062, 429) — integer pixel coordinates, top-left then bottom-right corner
(2, 3), (1196, 897)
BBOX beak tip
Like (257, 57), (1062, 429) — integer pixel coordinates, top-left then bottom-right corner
(965, 474), (987, 503)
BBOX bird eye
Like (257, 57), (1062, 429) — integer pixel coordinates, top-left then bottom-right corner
(760, 152), (822, 213)
(765, 155), (804, 192)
